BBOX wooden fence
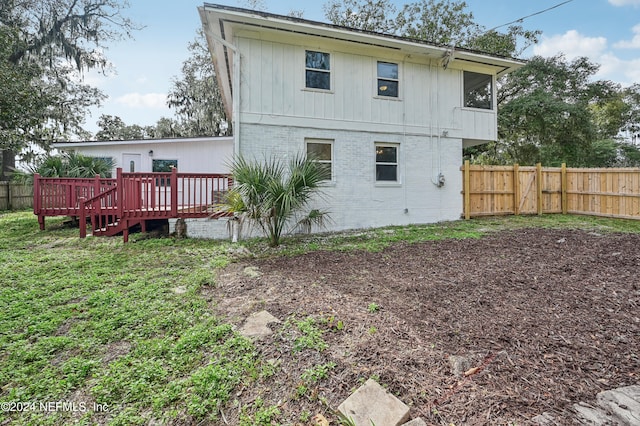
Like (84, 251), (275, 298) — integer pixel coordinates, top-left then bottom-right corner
(0, 182), (33, 210)
(461, 161), (640, 220)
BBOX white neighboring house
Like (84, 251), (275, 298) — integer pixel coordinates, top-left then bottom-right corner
(54, 136), (233, 176)
(198, 3), (524, 232)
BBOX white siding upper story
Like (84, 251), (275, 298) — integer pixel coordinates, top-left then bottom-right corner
(199, 4), (523, 149)
(237, 36), (494, 144)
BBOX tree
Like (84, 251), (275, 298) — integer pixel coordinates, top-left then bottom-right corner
(323, 0), (399, 34)
(227, 154), (329, 247)
(323, 0), (540, 57)
(167, 30), (230, 137)
(494, 55), (636, 167)
(95, 115), (155, 141)
(0, 0), (136, 178)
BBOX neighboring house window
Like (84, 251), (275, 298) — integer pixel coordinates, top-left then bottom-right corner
(464, 71), (493, 110)
(375, 143), (399, 182)
(306, 139), (333, 181)
(152, 159), (178, 186)
(377, 61), (399, 97)
(305, 50), (330, 90)
(92, 157), (114, 178)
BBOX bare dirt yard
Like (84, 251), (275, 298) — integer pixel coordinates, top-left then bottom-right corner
(207, 228), (640, 425)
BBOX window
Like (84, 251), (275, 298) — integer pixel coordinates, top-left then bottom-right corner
(305, 50), (330, 90)
(306, 139), (332, 181)
(152, 159), (177, 186)
(377, 61), (398, 97)
(464, 71), (493, 110)
(91, 157), (114, 177)
(375, 143), (398, 182)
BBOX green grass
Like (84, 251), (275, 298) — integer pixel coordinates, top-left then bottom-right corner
(2, 210), (640, 424)
(0, 212), (266, 425)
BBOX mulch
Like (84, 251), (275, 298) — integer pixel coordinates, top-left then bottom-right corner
(206, 228), (640, 425)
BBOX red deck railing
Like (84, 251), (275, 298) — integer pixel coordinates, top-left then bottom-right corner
(34, 168), (233, 241)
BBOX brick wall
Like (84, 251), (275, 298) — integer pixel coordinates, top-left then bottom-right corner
(239, 123), (463, 232)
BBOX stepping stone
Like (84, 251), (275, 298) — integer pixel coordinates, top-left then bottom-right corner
(572, 402), (616, 425)
(239, 310), (280, 339)
(338, 379), (410, 426)
(596, 385), (640, 425)
(402, 418), (427, 426)
(531, 412), (556, 425)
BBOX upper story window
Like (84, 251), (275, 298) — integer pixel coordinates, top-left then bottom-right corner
(377, 61), (399, 97)
(464, 71), (493, 110)
(306, 139), (333, 181)
(305, 51), (330, 90)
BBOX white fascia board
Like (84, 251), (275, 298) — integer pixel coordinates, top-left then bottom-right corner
(54, 136), (233, 149)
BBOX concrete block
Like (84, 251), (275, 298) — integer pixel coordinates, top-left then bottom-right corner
(338, 379), (410, 426)
(239, 310), (280, 339)
(596, 385), (640, 425)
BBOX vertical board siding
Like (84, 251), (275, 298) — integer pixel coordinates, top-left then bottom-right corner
(237, 35), (496, 136)
(462, 164), (640, 220)
(0, 183), (33, 210)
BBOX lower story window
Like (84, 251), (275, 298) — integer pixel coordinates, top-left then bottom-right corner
(375, 143), (398, 182)
(152, 159), (177, 186)
(306, 139), (333, 181)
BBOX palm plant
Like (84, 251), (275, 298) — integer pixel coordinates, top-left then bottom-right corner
(13, 152), (114, 182)
(228, 153), (330, 246)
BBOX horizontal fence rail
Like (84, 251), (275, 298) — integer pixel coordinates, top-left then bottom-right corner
(462, 161), (640, 220)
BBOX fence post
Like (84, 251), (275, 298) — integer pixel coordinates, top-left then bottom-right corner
(513, 164), (520, 216)
(536, 163), (543, 215)
(464, 160), (470, 220)
(561, 163), (568, 215)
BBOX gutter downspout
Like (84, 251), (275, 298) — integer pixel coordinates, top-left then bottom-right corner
(204, 19), (241, 157)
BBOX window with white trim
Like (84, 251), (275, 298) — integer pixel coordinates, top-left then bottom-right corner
(375, 143), (399, 182)
(305, 51), (330, 90)
(464, 71), (493, 110)
(152, 159), (177, 186)
(306, 139), (333, 181)
(377, 61), (399, 97)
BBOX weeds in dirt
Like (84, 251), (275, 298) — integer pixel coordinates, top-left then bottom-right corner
(281, 316), (328, 353)
(367, 302), (380, 313)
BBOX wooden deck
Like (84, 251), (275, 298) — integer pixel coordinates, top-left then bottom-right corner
(34, 168), (233, 241)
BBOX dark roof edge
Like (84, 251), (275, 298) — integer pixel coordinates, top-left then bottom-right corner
(202, 2), (525, 63)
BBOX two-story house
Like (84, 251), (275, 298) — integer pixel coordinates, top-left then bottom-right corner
(198, 3), (523, 232)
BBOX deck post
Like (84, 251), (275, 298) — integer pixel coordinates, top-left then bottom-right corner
(94, 174), (100, 199)
(33, 173), (45, 230)
(170, 167), (178, 217)
(79, 199), (87, 238)
(116, 168), (123, 218)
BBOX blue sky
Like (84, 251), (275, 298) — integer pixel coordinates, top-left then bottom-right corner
(84, 0), (640, 134)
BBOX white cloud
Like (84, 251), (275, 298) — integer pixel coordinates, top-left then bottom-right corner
(533, 30), (607, 60)
(614, 23), (640, 48)
(115, 93), (167, 109)
(531, 30), (640, 86)
(609, 0), (640, 5)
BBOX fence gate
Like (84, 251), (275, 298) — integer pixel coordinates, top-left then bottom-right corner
(462, 161), (640, 220)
